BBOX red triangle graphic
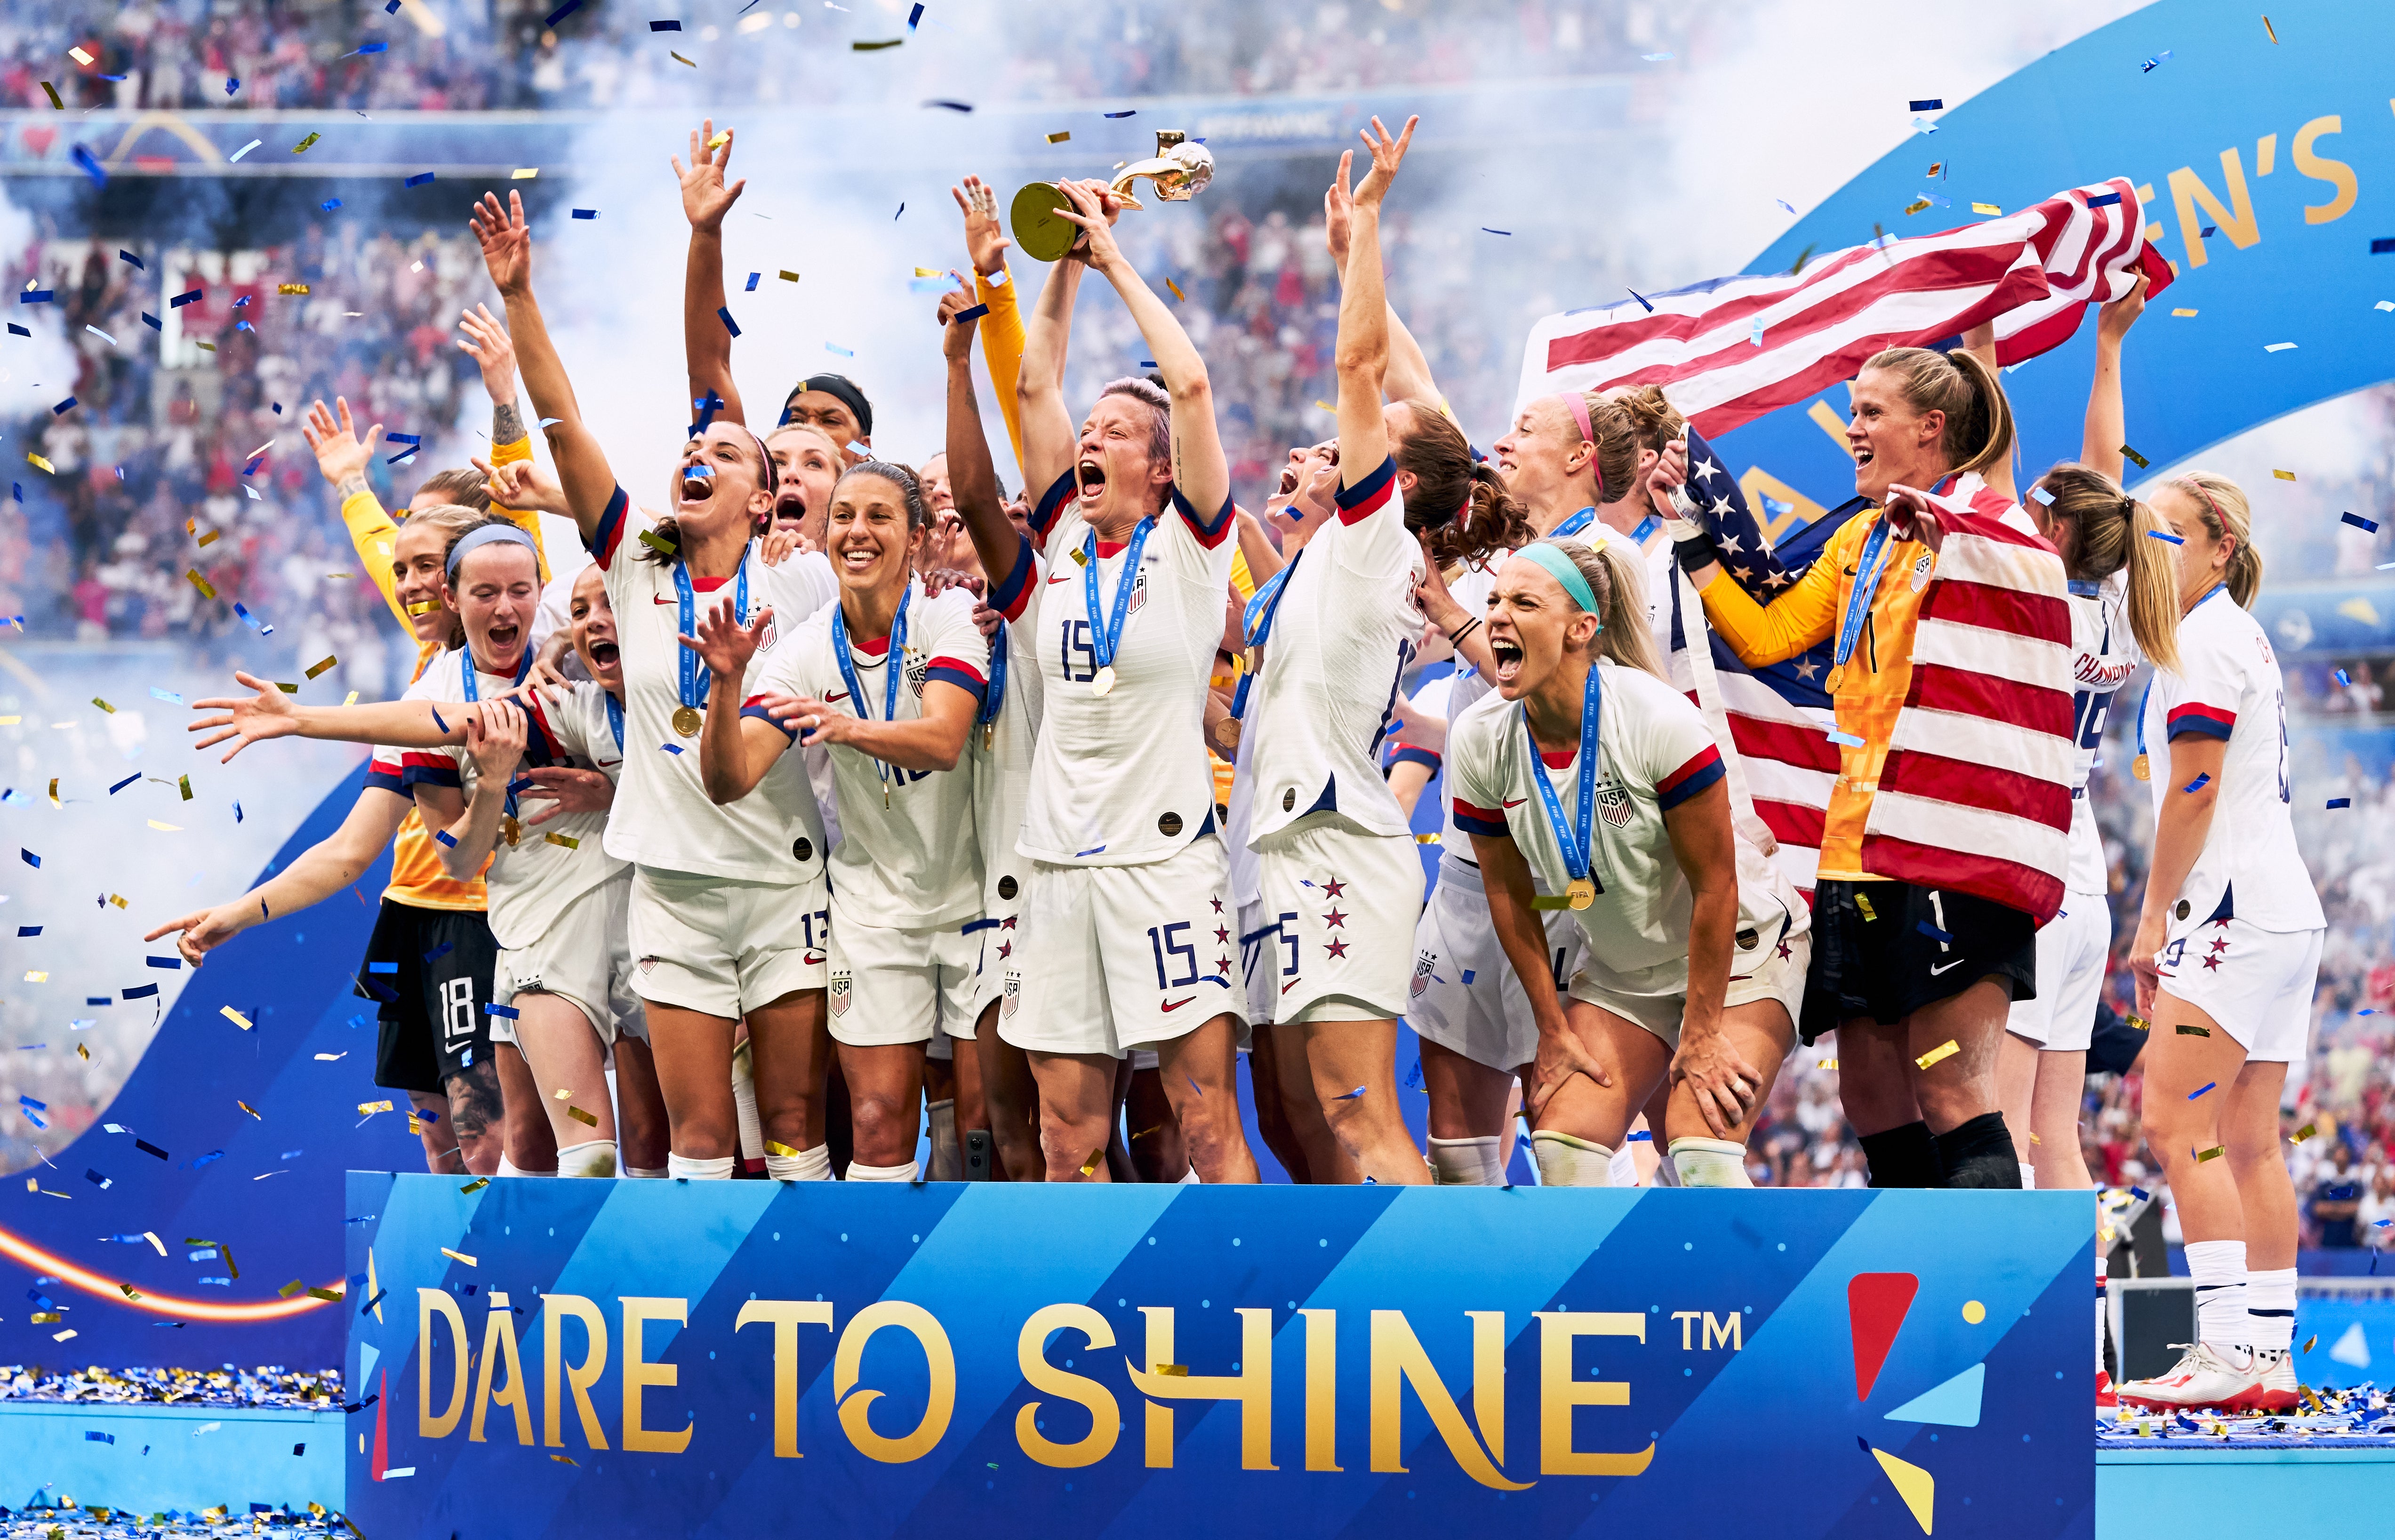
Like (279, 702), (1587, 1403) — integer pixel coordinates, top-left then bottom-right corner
(1848, 1272), (1918, 1401)
(371, 1368), (389, 1480)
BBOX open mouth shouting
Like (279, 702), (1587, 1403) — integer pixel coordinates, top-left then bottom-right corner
(1076, 458), (1108, 505)
(771, 484), (808, 529)
(678, 459), (717, 508)
(1489, 631), (1525, 689)
(585, 637), (620, 671)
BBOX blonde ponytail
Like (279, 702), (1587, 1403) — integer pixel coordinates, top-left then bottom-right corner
(2121, 497), (2183, 670)
(1861, 345), (2017, 482)
(1541, 535), (1666, 682)
(2029, 463), (2181, 672)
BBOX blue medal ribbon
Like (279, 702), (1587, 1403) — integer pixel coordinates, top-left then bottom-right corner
(978, 620), (1008, 731)
(605, 690), (624, 752)
(1522, 661), (1604, 893)
(1632, 512), (1661, 544)
(831, 583), (913, 795)
(1228, 550), (1304, 727)
(674, 542), (753, 720)
(1552, 505), (1597, 538)
(460, 644), (536, 817)
(1082, 518), (1156, 682)
(1831, 516), (1899, 672)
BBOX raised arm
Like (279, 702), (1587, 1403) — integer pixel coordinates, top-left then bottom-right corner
(303, 397), (405, 629)
(953, 175), (1027, 475)
(2080, 274), (2148, 485)
(938, 288), (1030, 606)
(473, 190), (617, 544)
(1052, 182), (1230, 517)
(675, 119), (748, 429)
(1016, 210), (1095, 513)
(143, 787), (412, 964)
(1324, 130), (1440, 409)
(455, 303), (551, 576)
(1335, 118), (1417, 487)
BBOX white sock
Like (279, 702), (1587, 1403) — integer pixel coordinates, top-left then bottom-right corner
(556, 1139), (619, 1179)
(730, 1045), (764, 1164)
(2019, 1164), (2038, 1190)
(626, 1166), (669, 1179)
(496, 1157), (553, 1178)
(2185, 1238), (2249, 1352)
(666, 1152), (736, 1180)
(847, 1158), (920, 1183)
(1649, 1140), (1682, 1187)
(1427, 1135), (1503, 1186)
(764, 1144), (833, 1182)
(2245, 1267), (2297, 1352)
(1530, 1131), (1614, 1187)
(927, 1099), (960, 1182)
(1606, 1143), (1640, 1188)
(1668, 1136), (1753, 1187)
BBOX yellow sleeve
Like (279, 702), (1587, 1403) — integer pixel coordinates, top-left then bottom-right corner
(342, 490), (409, 632)
(485, 433), (550, 581)
(1696, 530), (1844, 667)
(976, 266), (1028, 483)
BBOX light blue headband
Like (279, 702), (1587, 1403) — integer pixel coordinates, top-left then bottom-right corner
(445, 523), (540, 584)
(1519, 541), (1603, 626)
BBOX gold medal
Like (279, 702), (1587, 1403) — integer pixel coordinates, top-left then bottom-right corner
(673, 705), (704, 737)
(501, 816), (521, 848)
(1219, 717), (1241, 750)
(981, 722), (995, 752)
(2132, 753), (2151, 782)
(1566, 877), (1596, 910)
(1091, 665), (1117, 697)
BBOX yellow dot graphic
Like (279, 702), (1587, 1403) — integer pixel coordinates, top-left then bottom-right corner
(1962, 1299), (1987, 1324)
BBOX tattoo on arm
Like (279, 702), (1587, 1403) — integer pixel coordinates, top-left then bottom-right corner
(493, 400), (526, 447)
(338, 473), (370, 499)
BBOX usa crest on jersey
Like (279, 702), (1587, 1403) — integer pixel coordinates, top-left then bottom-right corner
(1410, 948), (1437, 998)
(828, 969), (852, 1018)
(1597, 781), (1634, 829)
(1001, 970), (1022, 1019)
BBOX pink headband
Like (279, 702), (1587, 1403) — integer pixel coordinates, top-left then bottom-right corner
(1550, 392), (1603, 501)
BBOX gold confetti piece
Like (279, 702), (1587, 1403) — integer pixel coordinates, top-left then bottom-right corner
(2120, 443), (2150, 470)
(913, 266), (946, 277)
(69, 46), (95, 65)
(236, 1099), (261, 1120)
(196, 340), (216, 352)
(122, 1283), (144, 1300)
(779, 270), (801, 282)
(670, 50), (697, 66)
(544, 832), (581, 850)
(2176, 1022), (2211, 1036)
(22, 971), (47, 982)
(46, 778), (58, 805)
(2273, 469), (2296, 481)
(110, 895), (128, 908)
(567, 1105), (599, 1127)
(1079, 1147), (1103, 1175)
(278, 282), (310, 295)
(358, 1099), (393, 1115)
(147, 820), (181, 832)
(76, 1043), (88, 1061)
(1915, 1039), (1960, 1070)
(440, 1247), (478, 1267)
(291, 133), (320, 154)
(2303, 1334), (2318, 1353)
(2127, 1013), (2150, 1031)
(305, 656), (338, 679)
(343, 691), (359, 706)
(1902, 197), (1933, 216)
(1855, 894), (1877, 921)
(2171, 307), (2198, 317)
(2263, 15), (2278, 45)
(2290, 1121), (2316, 1143)
(27, 451), (55, 474)
(405, 600), (439, 616)
(706, 129), (731, 150)
(31, 1312), (60, 1324)
(2028, 1132), (2042, 1145)
(1970, 202), (2002, 215)
(765, 1139), (800, 1157)
(93, 696), (118, 714)
(1048, 131), (1072, 144)
(853, 38), (904, 50)
(1820, 1059), (1838, 1069)
(459, 1178), (489, 1194)
(187, 569), (218, 599)
(41, 82), (62, 110)
(278, 1279), (305, 1299)
(178, 774), (193, 801)
(2195, 1144), (2226, 1163)
(550, 1454), (578, 1466)
(1415, 832), (1442, 844)
(220, 1006), (253, 1031)
(1166, 277), (1186, 303)
(1155, 1364), (1189, 1377)
(511, 167), (540, 179)
(308, 1286), (344, 1301)
(639, 530), (680, 557)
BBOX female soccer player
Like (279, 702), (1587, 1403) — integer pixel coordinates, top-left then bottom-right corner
(1997, 276), (2180, 1189)
(995, 173), (1258, 1182)
(2115, 475), (2319, 1413)
(1448, 537), (1810, 1185)
(689, 462), (988, 1184)
(1665, 343), (2071, 1189)
(473, 187), (835, 1182)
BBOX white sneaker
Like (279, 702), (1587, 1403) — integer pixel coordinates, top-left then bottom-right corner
(2245, 1347), (2300, 1413)
(2115, 1342), (2260, 1412)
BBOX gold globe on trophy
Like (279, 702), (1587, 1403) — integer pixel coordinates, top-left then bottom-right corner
(1009, 130), (1216, 264)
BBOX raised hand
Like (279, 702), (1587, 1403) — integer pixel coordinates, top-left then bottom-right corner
(1352, 114), (1418, 209)
(465, 698), (530, 783)
(518, 766), (613, 825)
(143, 901), (254, 967)
(938, 284), (981, 363)
(1323, 150), (1354, 268)
(470, 190), (532, 296)
(302, 398), (383, 493)
(1646, 436), (1690, 521)
(673, 119), (745, 233)
(1052, 179), (1127, 273)
(2098, 270), (2150, 345)
(952, 175), (1009, 277)
(455, 304), (519, 406)
(189, 671), (303, 763)
(680, 596), (773, 682)
(471, 453), (570, 517)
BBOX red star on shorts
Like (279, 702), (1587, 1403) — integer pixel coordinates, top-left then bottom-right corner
(1210, 897), (1224, 913)
(1214, 925), (1231, 945)
(1322, 877), (1346, 898)
(1775, 937), (1793, 961)
(1324, 936), (1350, 959)
(2209, 914), (2232, 928)
(2207, 938), (2231, 954)
(2200, 954), (2223, 971)
(997, 940), (1013, 959)
(1216, 954), (1233, 975)
(1000, 915), (1017, 930)
(1322, 907), (1348, 929)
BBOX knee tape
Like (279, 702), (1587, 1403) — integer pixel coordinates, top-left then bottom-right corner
(764, 1144), (833, 1182)
(848, 1158), (920, 1183)
(556, 1139), (619, 1179)
(1666, 1136), (1752, 1187)
(1428, 1135), (1503, 1186)
(1530, 1130), (1614, 1187)
(666, 1152), (736, 1180)
(495, 1156), (554, 1179)
(927, 1099), (960, 1182)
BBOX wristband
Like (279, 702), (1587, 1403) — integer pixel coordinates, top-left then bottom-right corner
(1445, 616), (1482, 646)
(1674, 531), (1721, 574)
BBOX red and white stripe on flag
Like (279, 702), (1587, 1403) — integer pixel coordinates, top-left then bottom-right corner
(1514, 179), (2173, 437)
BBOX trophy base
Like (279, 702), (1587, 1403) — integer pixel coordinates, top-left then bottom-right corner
(1009, 181), (1081, 264)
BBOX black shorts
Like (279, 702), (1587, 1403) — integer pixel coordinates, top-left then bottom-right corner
(1798, 880), (2037, 1045)
(361, 899), (499, 1094)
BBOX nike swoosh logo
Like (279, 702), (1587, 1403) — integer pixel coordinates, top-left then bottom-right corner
(826, 691), (849, 704)
(1047, 574), (1072, 585)
(1503, 797), (1528, 809)
(804, 952), (825, 966)
(1928, 958), (1966, 976)
(1281, 979), (1301, 994)
(1161, 996), (1195, 1012)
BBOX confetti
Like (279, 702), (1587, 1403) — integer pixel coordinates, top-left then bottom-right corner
(1079, 1147), (1103, 1175)
(221, 1007), (252, 1030)
(1626, 288), (1653, 313)
(567, 1105), (599, 1126)
(2263, 15), (2278, 44)
(545, 0), (584, 24)
(1916, 922), (1953, 944)
(953, 302), (989, 322)
(651, 18), (683, 30)
(925, 99), (973, 112)
(1908, 98), (1943, 112)
(1903, 197), (1933, 217)
(291, 133), (320, 154)
(1105, 109), (1137, 118)
(358, 1099), (394, 1115)
(305, 655), (340, 679)
(460, 1177), (490, 1193)
(545, 833), (580, 850)
(779, 269), (800, 281)
(1482, 227), (1513, 236)
(2148, 530), (2184, 545)
(1047, 131), (1072, 144)
(2264, 342), (2297, 353)
(2195, 1144), (2226, 1163)
(573, 209), (599, 220)
(1915, 1039), (1960, 1070)
(1970, 201), (2002, 216)
(765, 1139), (801, 1157)
(908, 2), (925, 25)
(2087, 191), (2122, 208)
(2326, 797), (2351, 809)
(2340, 512), (2379, 533)
(1827, 729), (1866, 747)
(718, 306), (741, 337)
(439, 1247), (478, 1267)
(41, 81), (63, 110)
(2120, 444), (2150, 470)
(2183, 772), (2211, 793)
(2176, 1023), (2212, 1036)
(2291, 1122), (2317, 1143)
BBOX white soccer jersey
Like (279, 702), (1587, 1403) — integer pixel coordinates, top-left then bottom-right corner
(1242, 457), (1428, 843)
(390, 656), (622, 948)
(1432, 561), (1502, 858)
(2139, 586), (2323, 932)
(583, 488), (827, 884)
(755, 548), (846, 854)
(1005, 473), (1236, 866)
(1447, 660), (1803, 989)
(747, 581), (990, 928)
(2063, 573), (2141, 895)
(975, 549), (1047, 912)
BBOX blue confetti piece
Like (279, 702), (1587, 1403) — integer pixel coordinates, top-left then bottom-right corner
(53, 396), (75, 415)
(367, 962), (398, 974)
(85, 1432), (115, 1445)
(147, 955), (182, 970)
(2337, 668), (2353, 686)
(825, 343), (854, 357)
(572, 209), (598, 219)
(20, 290), (54, 305)
(2147, 529), (2184, 545)
(107, 773), (138, 794)
(224, 77), (239, 95)
(954, 302), (989, 321)
(1916, 921), (1953, 945)
(2182, 772), (2211, 793)
(2087, 191), (2123, 208)
(141, 313), (160, 330)
(23, 847), (43, 867)
(7, 323), (27, 336)
(233, 602), (274, 634)
(545, 0), (584, 26)
(908, 2), (924, 27)
(1827, 729), (1866, 747)
(386, 432), (422, 445)
(485, 1003), (521, 1019)
(1330, 1084), (1366, 1100)
(745, 272), (761, 291)
(1626, 288), (1653, 313)
(2328, 797), (2352, 809)
(433, 829), (457, 848)
(122, 983), (159, 999)
(2140, 49), (2173, 72)
(1460, 969), (1477, 985)
(1908, 98), (1943, 112)
(2031, 485), (2056, 506)
(387, 0), (402, 11)
(170, 288), (201, 308)
(189, 1150), (223, 1168)
(2188, 1081), (2216, 1099)
(119, 249), (145, 269)
(229, 139), (261, 162)
(718, 306), (741, 337)
(72, 145), (109, 187)
(405, 172), (434, 187)
(650, 19), (681, 31)
(924, 99), (972, 112)
(1104, 110), (1136, 118)
(1626, 1130), (1653, 1142)
(2375, 238), (2395, 256)
(2341, 512), (2379, 533)
(1482, 227), (1512, 236)
(358, 40), (388, 54)
(660, 742), (684, 754)
(16, 925), (38, 937)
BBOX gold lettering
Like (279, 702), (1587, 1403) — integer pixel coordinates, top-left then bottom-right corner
(1125, 1306), (1277, 1471)
(1672, 1309), (1701, 1350)
(1367, 1310), (1530, 1491)
(2292, 117), (2358, 225)
(2168, 150), (2260, 268)
(833, 1301), (956, 1464)
(418, 1289), (469, 1439)
(2253, 133), (2277, 176)
(619, 1297), (694, 1454)
(1738, 467), (1827, 547)
(1015, 1304), (1121, 1468)
(542, 1294), (609, 1450)
(469, 1301), (533, 1445)
(1703, 1312), (1744, 1353)
(735, 1300), (833, 1459)
(1300, 1307), (1341, 1472)
(1535, 1311), (1654, 1477)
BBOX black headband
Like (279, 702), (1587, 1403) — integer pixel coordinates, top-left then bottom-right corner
(785, 373), (873, 439)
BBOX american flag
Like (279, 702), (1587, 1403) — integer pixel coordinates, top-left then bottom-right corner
(1516, 179), (2173, 436)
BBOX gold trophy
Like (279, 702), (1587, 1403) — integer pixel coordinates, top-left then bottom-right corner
(1010, 131), (1215, 264)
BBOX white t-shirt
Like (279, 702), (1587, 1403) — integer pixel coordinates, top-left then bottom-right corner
(2063, 573), (2141, 896)
(747, 581), (989, 928)
(754, 549), (845, 855)
(1447, 659), (1802, 995)
(583, 488), (826, 884)
(2139, 585), (2323, 932)
(1007, 473), (1236, 866)
(392, 654), (622, 948)
(1242, 457), (1427, 843)
(974, 546), (1046, 910)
